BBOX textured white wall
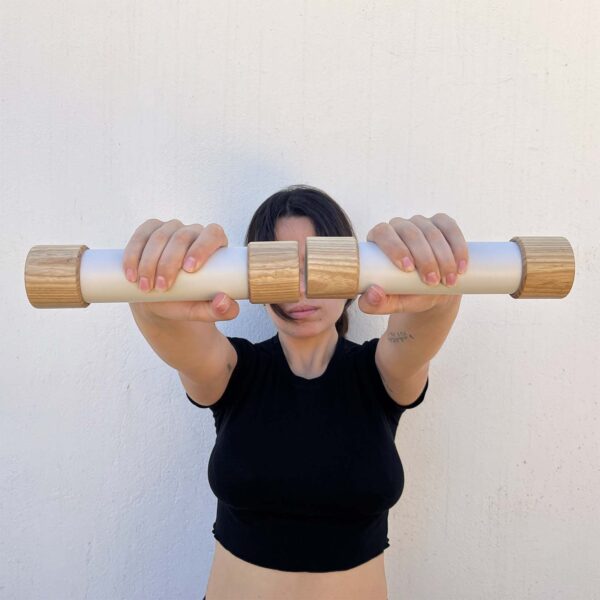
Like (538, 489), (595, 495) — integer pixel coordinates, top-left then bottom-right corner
(2, 1), (598, 598)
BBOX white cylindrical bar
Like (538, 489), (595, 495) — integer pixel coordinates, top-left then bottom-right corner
(25, 236), (575, 308)
(78, 241), (523, 303)
(357, 241), (523, 295)
(43, 242), (522, 304)
(80, 247), (249, 303)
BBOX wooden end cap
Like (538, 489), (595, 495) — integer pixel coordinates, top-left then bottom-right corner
(25, 245), (90, 308)
(510, 236), (575, 299)
(306, 237), (359, 299)
(247, 241), (300, 304)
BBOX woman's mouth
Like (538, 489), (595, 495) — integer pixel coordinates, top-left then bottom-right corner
(287, 306), (319, 318)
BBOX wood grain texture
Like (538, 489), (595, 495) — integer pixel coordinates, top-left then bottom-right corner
(25, 245), (90, 308)
(510, 236), (575, 299)
(305, 236), (359, 299)
(247, 240), (300, 304)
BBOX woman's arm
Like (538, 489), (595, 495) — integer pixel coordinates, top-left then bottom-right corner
(129, 302), (237, 406)
(120, 219), (243, 406)
(357, 213), (469, 406)
(374, 295), (462, 406)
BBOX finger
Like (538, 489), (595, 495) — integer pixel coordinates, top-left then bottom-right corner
(182, 223), (229, 273)
(430, 213), (469, 277)
(122, 218), (165, 283)
(357, 284), (406, 315)
(391, 216), (441, 286)
(366, 221), (415, 272)
(358, 287), (448, 315)
(187, 293), (240, 322)
(154, 223), (204, 292)
(408, 215), (457, 287)
(137, 219), (184, 292)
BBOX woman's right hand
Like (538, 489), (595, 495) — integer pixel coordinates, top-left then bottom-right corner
(122, 219), (240, 322)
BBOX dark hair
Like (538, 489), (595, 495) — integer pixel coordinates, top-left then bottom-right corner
(244, 184), (357, 338)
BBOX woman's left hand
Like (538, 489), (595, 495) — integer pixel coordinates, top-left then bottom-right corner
(357, 213), (469, 315)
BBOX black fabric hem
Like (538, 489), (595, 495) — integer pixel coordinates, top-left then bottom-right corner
(215, 531), (387, 573)
(186, 391), (211, 409)
(213, 500), (390, 572)
(401, 376), (429, 409)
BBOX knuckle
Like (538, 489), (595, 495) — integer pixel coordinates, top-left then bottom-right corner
(191, 224), (206, 239)
(172, 227), (192, 242)
(425, 226), (444, 242)
(149, 228), (170, 244)
(391, 218), (411, 230)
(402, 226), (421, 243)
(206, 222), (224, 235)
(213, 223), (227, 242)
(433, 212), (456, 227)
(372, 222), (388, 233)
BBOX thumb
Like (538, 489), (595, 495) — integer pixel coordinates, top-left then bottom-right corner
(186, 292), (239, 321)
(211, 292), (240, 321)
(358, 285), (400, 315)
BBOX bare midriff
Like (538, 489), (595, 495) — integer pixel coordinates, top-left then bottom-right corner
(204, 540), (388, 600)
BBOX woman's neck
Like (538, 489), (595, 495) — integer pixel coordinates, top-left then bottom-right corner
(277, 328), (339, 378)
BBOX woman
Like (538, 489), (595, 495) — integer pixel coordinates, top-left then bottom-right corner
(124, 185), (467, 600)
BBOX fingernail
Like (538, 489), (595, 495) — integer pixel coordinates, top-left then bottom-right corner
(155, 276), (167, 291)
(446, 273), (456, 286)
(402, 257), (414, 271)
(216, 295), (229, 310)
(368, 288), (383, 303)
(126, 268), (136, 282)
(139, 277), (150, 292)
(184, 257), (196, 271)
(458, 260), (467, 274)
(426, 272), (439, 285)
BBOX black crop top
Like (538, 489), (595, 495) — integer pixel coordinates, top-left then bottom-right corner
(185, 332), (429, 572)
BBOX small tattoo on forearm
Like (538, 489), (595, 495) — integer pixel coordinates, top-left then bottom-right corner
(387, 330), (415, 343)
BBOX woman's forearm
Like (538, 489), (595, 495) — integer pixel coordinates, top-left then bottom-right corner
(381, 295), (462, 379)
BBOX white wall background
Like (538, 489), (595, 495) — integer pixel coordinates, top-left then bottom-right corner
(2, 1), (598, 598)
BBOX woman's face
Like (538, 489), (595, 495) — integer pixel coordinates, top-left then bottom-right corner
(265, 216), (346, 339)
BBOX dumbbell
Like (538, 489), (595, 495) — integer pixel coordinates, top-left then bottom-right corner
(24, 236), (575, 309)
